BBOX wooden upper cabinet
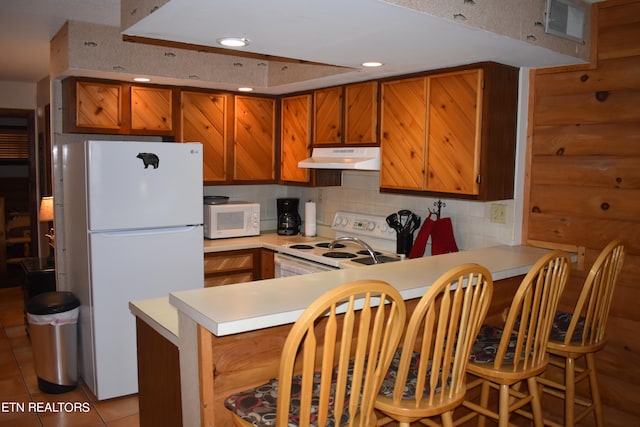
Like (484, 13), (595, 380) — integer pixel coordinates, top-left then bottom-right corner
(314, 87), (342, 144)
(426, 69), (482, 195)
(380, 77), (427, 190)
(63, 78), (175, 136)
(130, 85), (173, 134)
(345, 81), (378, 145)
(313, 82), (378, 146)
(179, 91), (229, 184)
(380, 63), (517, 201)
(234, 96), (276, 182)
(280, 94), (312, 183)
(68, 79), (122, 131)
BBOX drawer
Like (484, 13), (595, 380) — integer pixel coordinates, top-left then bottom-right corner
(204, 272), (254, 288)
(204, 251), (254, 273)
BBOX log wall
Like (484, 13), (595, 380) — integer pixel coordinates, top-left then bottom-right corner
(525, 0), (640, 424)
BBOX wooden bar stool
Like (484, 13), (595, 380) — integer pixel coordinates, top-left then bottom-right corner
(537, 240), (625, 427)
(375, 263), (493, 427)
(224, 279), (406, 427)
(458, 250), (571, 427)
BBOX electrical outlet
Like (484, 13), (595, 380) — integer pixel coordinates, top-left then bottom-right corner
(490, 204), (507, 224)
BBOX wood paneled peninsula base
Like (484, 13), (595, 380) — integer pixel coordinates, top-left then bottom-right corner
(133, 245), (556, 427)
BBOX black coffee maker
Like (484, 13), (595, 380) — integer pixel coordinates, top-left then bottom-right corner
(277, 198), (301, 235)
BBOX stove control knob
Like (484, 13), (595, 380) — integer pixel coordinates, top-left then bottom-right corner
(341, 217), (349, 226)
(381, 224), (388, 233)
(367, 222), (375, 231)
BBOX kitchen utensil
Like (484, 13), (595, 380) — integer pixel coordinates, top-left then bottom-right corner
(386, 213), (402, 232)
(398, 209), (412, 230)
(389, 209), (420, 256)
(408, 213), (421, 233)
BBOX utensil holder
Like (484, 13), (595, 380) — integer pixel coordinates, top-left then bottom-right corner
(396, 232), (414, 255)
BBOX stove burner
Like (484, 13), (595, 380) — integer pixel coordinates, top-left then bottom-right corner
(322, 251), (357, 259)
(289, 244), (314, 250)
(356, 250), (381, 256)
(316, 242), (345, 249)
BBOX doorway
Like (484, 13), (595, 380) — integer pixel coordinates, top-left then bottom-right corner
(0, 108), (38, 275)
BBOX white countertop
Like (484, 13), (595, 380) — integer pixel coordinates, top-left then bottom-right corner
(203, 232), (327, 253)
(169, 244), (551, 337)
(129, 297), (179, 346)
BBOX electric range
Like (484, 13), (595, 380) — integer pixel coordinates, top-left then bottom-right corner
(276, 211), (399, 270)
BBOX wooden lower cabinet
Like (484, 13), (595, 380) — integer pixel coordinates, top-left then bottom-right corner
(136, 318), (182, 427)
(204, 248), (274, 287)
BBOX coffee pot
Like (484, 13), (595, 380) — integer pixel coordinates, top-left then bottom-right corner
(277, 198), (301, 235)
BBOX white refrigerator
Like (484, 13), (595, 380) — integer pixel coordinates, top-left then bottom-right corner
(61, 140), (204, 400)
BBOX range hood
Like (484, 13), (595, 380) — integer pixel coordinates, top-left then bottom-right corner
(298, 147), (380, 171)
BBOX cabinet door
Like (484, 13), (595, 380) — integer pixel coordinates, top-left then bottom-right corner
(345, 81), (378, 144)
(130, 86), (173, 134)
(75, 81), (122, 130)
(180, 91), (228, 183)
(234, 96), (276, 181)
(280, 95), (311, 183)
(426, 69), (482, 195)
(314, 87), (342, 144)
(380, 77), (427, 190)
(203, 250), (255, 287)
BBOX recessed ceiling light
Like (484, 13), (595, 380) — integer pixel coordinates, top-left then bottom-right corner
(238, 87), (254, 92)
(362, 61), (383, 67)
(218, 37), (249, 47)
(133, 77), (151, 82)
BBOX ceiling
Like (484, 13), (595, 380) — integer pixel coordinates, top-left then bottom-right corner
(1, 0), (595, 92)
(0, 0), (119, 83)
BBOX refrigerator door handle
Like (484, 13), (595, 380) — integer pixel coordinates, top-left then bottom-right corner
(91, 225), (202, 237)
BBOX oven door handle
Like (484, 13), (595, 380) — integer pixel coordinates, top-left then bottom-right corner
(274, 253), (337, 277)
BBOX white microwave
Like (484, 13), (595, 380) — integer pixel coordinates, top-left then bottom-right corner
(204, 202), (260, 239)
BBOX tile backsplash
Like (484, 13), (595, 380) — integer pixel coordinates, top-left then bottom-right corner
(205, 170), (519, 253)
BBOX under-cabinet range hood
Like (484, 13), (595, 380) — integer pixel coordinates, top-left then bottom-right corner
(298, 147), (380, 171)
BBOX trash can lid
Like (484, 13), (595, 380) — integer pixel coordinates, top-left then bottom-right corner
(27, 291), (80, 315)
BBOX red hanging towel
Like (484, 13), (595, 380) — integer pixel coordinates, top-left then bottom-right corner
(431, 217), (459, 255)
(408, 212), (437, 259)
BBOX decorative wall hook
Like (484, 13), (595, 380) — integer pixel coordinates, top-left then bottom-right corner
(429, 200), (446, 218)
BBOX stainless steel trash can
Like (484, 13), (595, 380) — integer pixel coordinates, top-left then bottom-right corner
(27, 291), (80, 394)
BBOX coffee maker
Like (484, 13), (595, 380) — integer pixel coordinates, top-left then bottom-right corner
(277, 198), (301, 235)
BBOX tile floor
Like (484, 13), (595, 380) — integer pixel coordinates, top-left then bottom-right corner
(0, 286), (140, 427)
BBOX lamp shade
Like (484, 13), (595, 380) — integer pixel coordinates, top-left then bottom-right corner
(39, 196), (54, 222)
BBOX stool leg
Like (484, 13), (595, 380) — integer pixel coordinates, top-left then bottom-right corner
(528, 376), (544, 427)
(586, 353), (604, 427)
(442, 410), (455, 427)
(498, 384), (510, 427)
(565, 356), (575, 427)
(478, 380), (491, 427)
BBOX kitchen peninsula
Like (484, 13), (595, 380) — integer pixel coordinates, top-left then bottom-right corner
(131, 242), (554, 427)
